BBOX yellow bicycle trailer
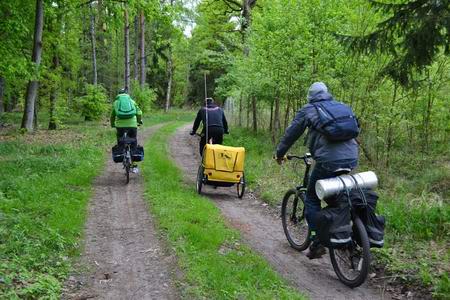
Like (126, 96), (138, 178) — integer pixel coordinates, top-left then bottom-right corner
(196, 143), (246, 198)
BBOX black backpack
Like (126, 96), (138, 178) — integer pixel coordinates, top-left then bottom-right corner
(311, 100), (359, 142)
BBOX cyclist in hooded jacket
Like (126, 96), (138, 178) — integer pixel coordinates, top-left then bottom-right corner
(190, 97), (229, 156)
(275, 82), (358, 259)
(111, 88), (143, 172)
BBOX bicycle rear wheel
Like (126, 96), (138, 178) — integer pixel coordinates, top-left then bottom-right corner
(196, 165), (204, 194)
(125, 162), (130, 184)
(281, 189), (311, 251)
(237, 174), (245, 198)
(329, 216), (370, 288)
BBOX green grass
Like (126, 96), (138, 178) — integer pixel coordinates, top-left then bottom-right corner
(224, 126), (449, 299)
(0, 110), (193, 299)
(0, 122), (112, 299)
(141, 123), (305, 299)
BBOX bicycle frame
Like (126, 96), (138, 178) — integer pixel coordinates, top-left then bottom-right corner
(287, 154), (313, 192)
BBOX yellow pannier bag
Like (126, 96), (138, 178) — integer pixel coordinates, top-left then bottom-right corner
(203, 144), (245, 182)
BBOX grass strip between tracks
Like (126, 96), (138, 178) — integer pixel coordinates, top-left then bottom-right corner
(142, 122), (305, 299)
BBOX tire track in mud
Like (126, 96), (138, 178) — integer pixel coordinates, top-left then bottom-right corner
(170, 124), (391, 300)
(63, 125), (178, 300)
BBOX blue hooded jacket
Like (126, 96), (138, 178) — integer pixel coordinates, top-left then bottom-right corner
(276, 82), (358, 163)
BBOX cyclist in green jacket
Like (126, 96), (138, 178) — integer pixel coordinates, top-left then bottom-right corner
(111, 88), (143, 172)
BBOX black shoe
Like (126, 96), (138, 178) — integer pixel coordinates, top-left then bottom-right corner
(306, 241), (326, 259)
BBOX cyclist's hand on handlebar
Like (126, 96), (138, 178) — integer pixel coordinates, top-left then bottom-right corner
(273, 155), (287, 165)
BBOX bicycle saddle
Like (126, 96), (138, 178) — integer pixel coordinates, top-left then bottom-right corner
(120, 137), (137, 144)
(333, 168), (351, 176)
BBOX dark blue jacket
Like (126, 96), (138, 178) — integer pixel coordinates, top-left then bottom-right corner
(276, 91), (358, 163)
(192, 103), (229, 134)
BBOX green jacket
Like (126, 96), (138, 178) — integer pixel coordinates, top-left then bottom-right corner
(110, 94), (143, 128)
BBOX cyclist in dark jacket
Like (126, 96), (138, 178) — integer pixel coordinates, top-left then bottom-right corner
(190, 98), (229, 156)
(275, 82), (358, 259)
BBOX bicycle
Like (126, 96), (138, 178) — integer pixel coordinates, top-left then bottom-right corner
(280, 154), (371, 288)
(120, 132), (136, 184)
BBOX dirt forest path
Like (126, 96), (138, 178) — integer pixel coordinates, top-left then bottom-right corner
(63, 124), (178, 300)
(170, 124), (391, 300)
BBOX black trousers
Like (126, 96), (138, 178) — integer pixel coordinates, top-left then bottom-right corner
(116, 127), (138, 148)
(199, 126), (224, 156)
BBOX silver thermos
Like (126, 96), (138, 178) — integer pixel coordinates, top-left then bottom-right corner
(315, 171), (378, 200)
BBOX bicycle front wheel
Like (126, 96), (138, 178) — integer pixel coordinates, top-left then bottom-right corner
(329, 216), (371, 288)
(281, 189), (311, 251)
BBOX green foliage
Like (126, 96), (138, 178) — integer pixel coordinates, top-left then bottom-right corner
(347, 0), (450, 85)
(74, 84), (108, 121)
(142, 123), (305, 299)
(130, 80), (156, 113)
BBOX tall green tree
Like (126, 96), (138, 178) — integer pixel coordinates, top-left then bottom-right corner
(21, 0), (44, 131)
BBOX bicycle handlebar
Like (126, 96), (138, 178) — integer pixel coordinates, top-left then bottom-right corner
(286, 153), (312, 161)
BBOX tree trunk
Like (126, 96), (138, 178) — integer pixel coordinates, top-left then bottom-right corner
(272, 94), (281, 143)
(124, 7), (130, 91)
(21, 0), (44, 132)
(423, 70), (434, 151)
(269, 98), (274, 132)
(238, 92), (242, 126)
(115, 29), (120, 88)
(242, 0), (256, 56)
(251, 96), (257, 132)
(284, 97), (291, 130)
(385, 83), (398, 168)
(133, 15), (139, 81)
(165, 48), (173, 112)
(49, 55), (59, 130)
(0, 77), (4, 114)
(139, 11), (146, 88)
(7, 95), (17, 112)
(89, 4), (97, 85)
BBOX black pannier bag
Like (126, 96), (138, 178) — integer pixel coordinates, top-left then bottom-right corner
(316, 202), (352, 248)
(112, 144), (124, 163)
(350, 188), (385, 248)
(131, 145), (144, 162)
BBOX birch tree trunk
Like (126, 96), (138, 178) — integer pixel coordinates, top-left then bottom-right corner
(124, 7), (130, 91)
(21, 0), (44, 131)
(89, 4), (98, 85)
(139, 11), (146, 88)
